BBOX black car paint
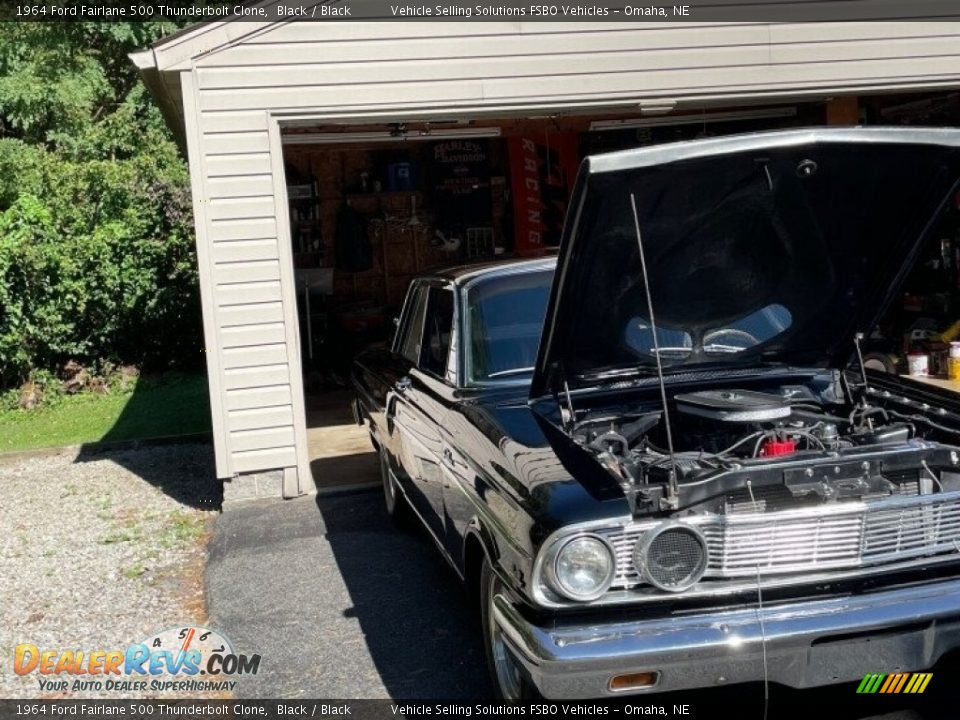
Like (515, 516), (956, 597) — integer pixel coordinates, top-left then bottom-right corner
(353, 273), (959, 619)
(352, 263), (631, 599)
(354, 341), (626, 586)
(352, 130), (960, 618)
(532, 131), (960, 397)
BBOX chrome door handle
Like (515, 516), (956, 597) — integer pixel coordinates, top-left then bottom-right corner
(395, 376), (412, 393)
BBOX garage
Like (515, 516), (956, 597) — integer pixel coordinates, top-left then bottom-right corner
(132, 16), (960, 500)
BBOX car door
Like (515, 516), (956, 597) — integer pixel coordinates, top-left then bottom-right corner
(389, 282), (456, 543)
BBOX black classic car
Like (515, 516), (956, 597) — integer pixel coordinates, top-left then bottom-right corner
(351, 128), (960, 700)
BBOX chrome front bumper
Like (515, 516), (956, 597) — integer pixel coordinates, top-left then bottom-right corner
(492, 577), (960, 699)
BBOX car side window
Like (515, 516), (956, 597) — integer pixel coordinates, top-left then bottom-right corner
(419, 287), (454, 380)
(398, 284), (428, 363)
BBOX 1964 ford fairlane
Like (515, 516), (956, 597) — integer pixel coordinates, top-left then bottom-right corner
(351, 128), (960, 699)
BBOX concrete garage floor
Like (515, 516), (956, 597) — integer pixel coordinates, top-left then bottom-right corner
(307, 389), (380, 493)
(206, 490), (958, 716)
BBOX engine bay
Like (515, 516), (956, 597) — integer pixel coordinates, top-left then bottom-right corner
(570, 376), (960, 515)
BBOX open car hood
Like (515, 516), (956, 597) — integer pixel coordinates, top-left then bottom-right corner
(530, 128), (960, 400)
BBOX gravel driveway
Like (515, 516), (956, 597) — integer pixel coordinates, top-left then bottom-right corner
(0, 443), (220, 699)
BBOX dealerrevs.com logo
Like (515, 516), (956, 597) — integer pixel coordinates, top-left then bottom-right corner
(13, 625), (261, 694)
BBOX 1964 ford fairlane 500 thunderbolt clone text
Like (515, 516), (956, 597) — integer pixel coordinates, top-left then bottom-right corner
(351, 128), (960, 699)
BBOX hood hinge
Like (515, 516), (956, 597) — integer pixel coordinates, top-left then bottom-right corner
(547, 361), (576, 432)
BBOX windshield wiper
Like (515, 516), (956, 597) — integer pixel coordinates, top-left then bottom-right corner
(488, 367), (535, 378)
(649, 346), (692, 355)
(649, 344), (745, 355)
(584, 358), (795, 385)
(702, 343), (746, 354)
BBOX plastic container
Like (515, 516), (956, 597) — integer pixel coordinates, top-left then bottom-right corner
(907, 352), (930, 377)
(949, 357), (960, 381)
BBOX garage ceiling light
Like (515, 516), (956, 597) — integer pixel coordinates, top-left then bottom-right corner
(638, 100), (677, 116)
(589, 107), (797, 132)
(282, 127), (501, 145)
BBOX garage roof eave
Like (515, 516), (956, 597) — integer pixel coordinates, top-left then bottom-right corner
(130, 14), (280, 143)
(130, 49), (187, 147)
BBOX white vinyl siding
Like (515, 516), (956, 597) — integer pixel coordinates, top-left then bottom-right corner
(171, 15), (960, 489)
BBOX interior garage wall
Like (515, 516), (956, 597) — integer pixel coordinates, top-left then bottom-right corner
(178, 19), (960, 492)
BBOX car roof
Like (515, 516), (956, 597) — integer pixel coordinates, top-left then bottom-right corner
(427, 254), (557, 285)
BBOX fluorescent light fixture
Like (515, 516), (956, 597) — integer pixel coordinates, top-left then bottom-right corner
(589, 107), (797, 132)
(638, 100), (677, 116)
(282, 126), (501, 145)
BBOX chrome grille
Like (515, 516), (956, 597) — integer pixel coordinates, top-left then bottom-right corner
(600, 490), (960, 588)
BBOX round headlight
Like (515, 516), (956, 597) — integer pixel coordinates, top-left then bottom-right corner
(547, 535), (616, 602)
(635, 523), (708, 592)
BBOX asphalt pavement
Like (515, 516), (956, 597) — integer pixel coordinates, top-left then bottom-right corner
(206, 488), (957, 718)
(206, 490), (487, 699)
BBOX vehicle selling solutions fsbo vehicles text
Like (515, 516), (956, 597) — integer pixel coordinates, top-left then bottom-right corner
(389, 5), (689, 17)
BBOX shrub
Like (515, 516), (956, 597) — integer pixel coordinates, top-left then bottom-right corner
(0, 23), (202, 390)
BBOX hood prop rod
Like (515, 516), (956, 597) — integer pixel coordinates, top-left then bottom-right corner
(848, 332), (873, 409)
(629, 193), (679, 508)
(853, 332), (870, 389)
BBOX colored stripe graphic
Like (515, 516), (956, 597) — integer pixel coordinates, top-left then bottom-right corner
(894, 673), (910, 693)
(857, 673), (932, 694)
(910, 673), (933, 693)
(857, 674), (884, 693)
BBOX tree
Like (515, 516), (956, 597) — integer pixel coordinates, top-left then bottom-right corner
(0, 21), (201, 388)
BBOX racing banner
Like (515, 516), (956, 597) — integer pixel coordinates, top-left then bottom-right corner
(508, 133), (579, 256)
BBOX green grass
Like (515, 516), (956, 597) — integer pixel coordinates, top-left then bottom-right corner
(0, 374), (211, 453)
(159, 510), (207, 548)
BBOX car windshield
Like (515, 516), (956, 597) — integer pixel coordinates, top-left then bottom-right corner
(624, 304), (794, 359)
(464, 268), (553, 384)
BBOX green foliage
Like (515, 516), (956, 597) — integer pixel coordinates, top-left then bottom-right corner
(0, 22), (200, 388)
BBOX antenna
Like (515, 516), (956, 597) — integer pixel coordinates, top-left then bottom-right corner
(629, 193), (679, 505)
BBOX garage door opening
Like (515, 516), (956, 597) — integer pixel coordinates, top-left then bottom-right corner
(279, 105), (818, 492)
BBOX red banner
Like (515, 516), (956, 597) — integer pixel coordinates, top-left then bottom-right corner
(508, 134), (579, 256)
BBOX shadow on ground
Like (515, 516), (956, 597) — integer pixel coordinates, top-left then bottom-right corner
(309, 452), (379, 489)
(72, 375), (220, 509)
(314, 489), (488, 698)
(306, 388), (381, 492)
(74, 442), (221, 510)
(206, 489), (486, 699)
